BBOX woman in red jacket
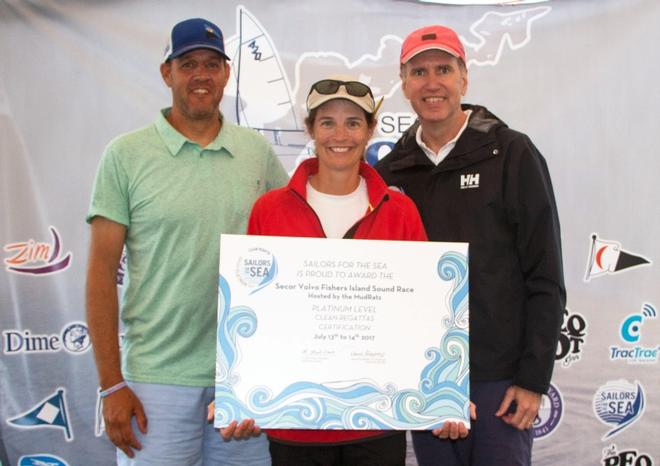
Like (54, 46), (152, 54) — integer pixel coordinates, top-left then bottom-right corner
(247, 76), (427, 466)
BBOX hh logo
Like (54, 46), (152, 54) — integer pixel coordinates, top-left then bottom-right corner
(460, 173), (480, 189)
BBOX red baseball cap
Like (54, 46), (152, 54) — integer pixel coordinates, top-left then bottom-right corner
(400, 25), (466, 64)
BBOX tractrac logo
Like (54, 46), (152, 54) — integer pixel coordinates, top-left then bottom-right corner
(593, 379), (645, 440)
(602, 444), (654, 466)
(236, 247), (277, 294)
(3, 226), (72, 275)
(610, 303), (658, 364)
(555, 308), (587, 368)
(532, 383), (563, 440)
(3, 322), (91, 355)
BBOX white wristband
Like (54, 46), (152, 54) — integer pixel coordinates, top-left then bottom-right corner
(100, 381), (127, 398)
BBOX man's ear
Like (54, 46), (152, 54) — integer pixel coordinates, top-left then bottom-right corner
(459, 61), (468, 96)
(400, 64), (410, 100)
(160, 62), (172, 88)
(220, 60), (231, 88)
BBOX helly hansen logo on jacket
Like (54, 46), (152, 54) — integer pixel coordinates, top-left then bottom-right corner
(460, 173), (480, 189)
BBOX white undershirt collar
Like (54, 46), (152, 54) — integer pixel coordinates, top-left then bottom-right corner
(306, 176), (369, 239)
(416, 109), (472, 165)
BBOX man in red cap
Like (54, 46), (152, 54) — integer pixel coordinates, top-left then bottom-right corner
(376, 25), (565, 466)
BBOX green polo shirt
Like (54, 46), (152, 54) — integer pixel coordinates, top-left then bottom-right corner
(87, 109), (288, 386)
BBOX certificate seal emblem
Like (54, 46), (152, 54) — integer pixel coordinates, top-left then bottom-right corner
(236, 247), (278, 293)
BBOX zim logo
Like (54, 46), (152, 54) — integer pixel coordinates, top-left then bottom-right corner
(3, 226), (72, 275)
(3, 322), (91, 355)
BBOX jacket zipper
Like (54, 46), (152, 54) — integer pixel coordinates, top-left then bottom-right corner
(343, 194), (389, 239)
(290, 190), (390, 240)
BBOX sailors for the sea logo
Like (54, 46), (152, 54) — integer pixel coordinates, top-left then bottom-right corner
(237, 247), (277, 294)
(593, 379), (645, 440)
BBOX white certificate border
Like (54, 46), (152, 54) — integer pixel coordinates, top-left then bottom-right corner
(215, 249), (470, 430)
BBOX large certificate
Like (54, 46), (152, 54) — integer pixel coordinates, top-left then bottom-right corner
(214, 234), (470, 430)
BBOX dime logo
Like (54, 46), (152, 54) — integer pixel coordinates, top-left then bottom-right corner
(3, 322), (91, 355)
(61, 323), (91, 353)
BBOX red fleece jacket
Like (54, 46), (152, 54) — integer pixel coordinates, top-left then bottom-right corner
(247, 158), (427, 445)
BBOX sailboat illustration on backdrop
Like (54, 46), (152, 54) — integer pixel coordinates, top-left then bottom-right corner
(222, 6), (309, 168)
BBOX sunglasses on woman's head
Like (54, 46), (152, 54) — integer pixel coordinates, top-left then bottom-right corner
(309, 79), (373, 98)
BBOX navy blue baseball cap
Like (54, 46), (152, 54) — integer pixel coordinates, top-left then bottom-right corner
(163, 18), (230, 62)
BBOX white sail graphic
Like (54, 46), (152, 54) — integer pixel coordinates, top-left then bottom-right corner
(224, 6), (300, 129)
(222, 6), (307, 165)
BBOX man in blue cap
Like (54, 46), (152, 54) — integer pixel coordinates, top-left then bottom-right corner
(86, 18), (288, 465)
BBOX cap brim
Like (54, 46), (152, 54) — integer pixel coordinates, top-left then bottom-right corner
(166, 44), (230, 62)
(307, 92), (374, 114)
(401, 45), (460, 64)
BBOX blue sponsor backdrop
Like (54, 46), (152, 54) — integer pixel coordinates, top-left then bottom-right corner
(1, 0), (658, 464)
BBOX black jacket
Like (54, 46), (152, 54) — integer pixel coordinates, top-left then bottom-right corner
(375, 104), (565, 394)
